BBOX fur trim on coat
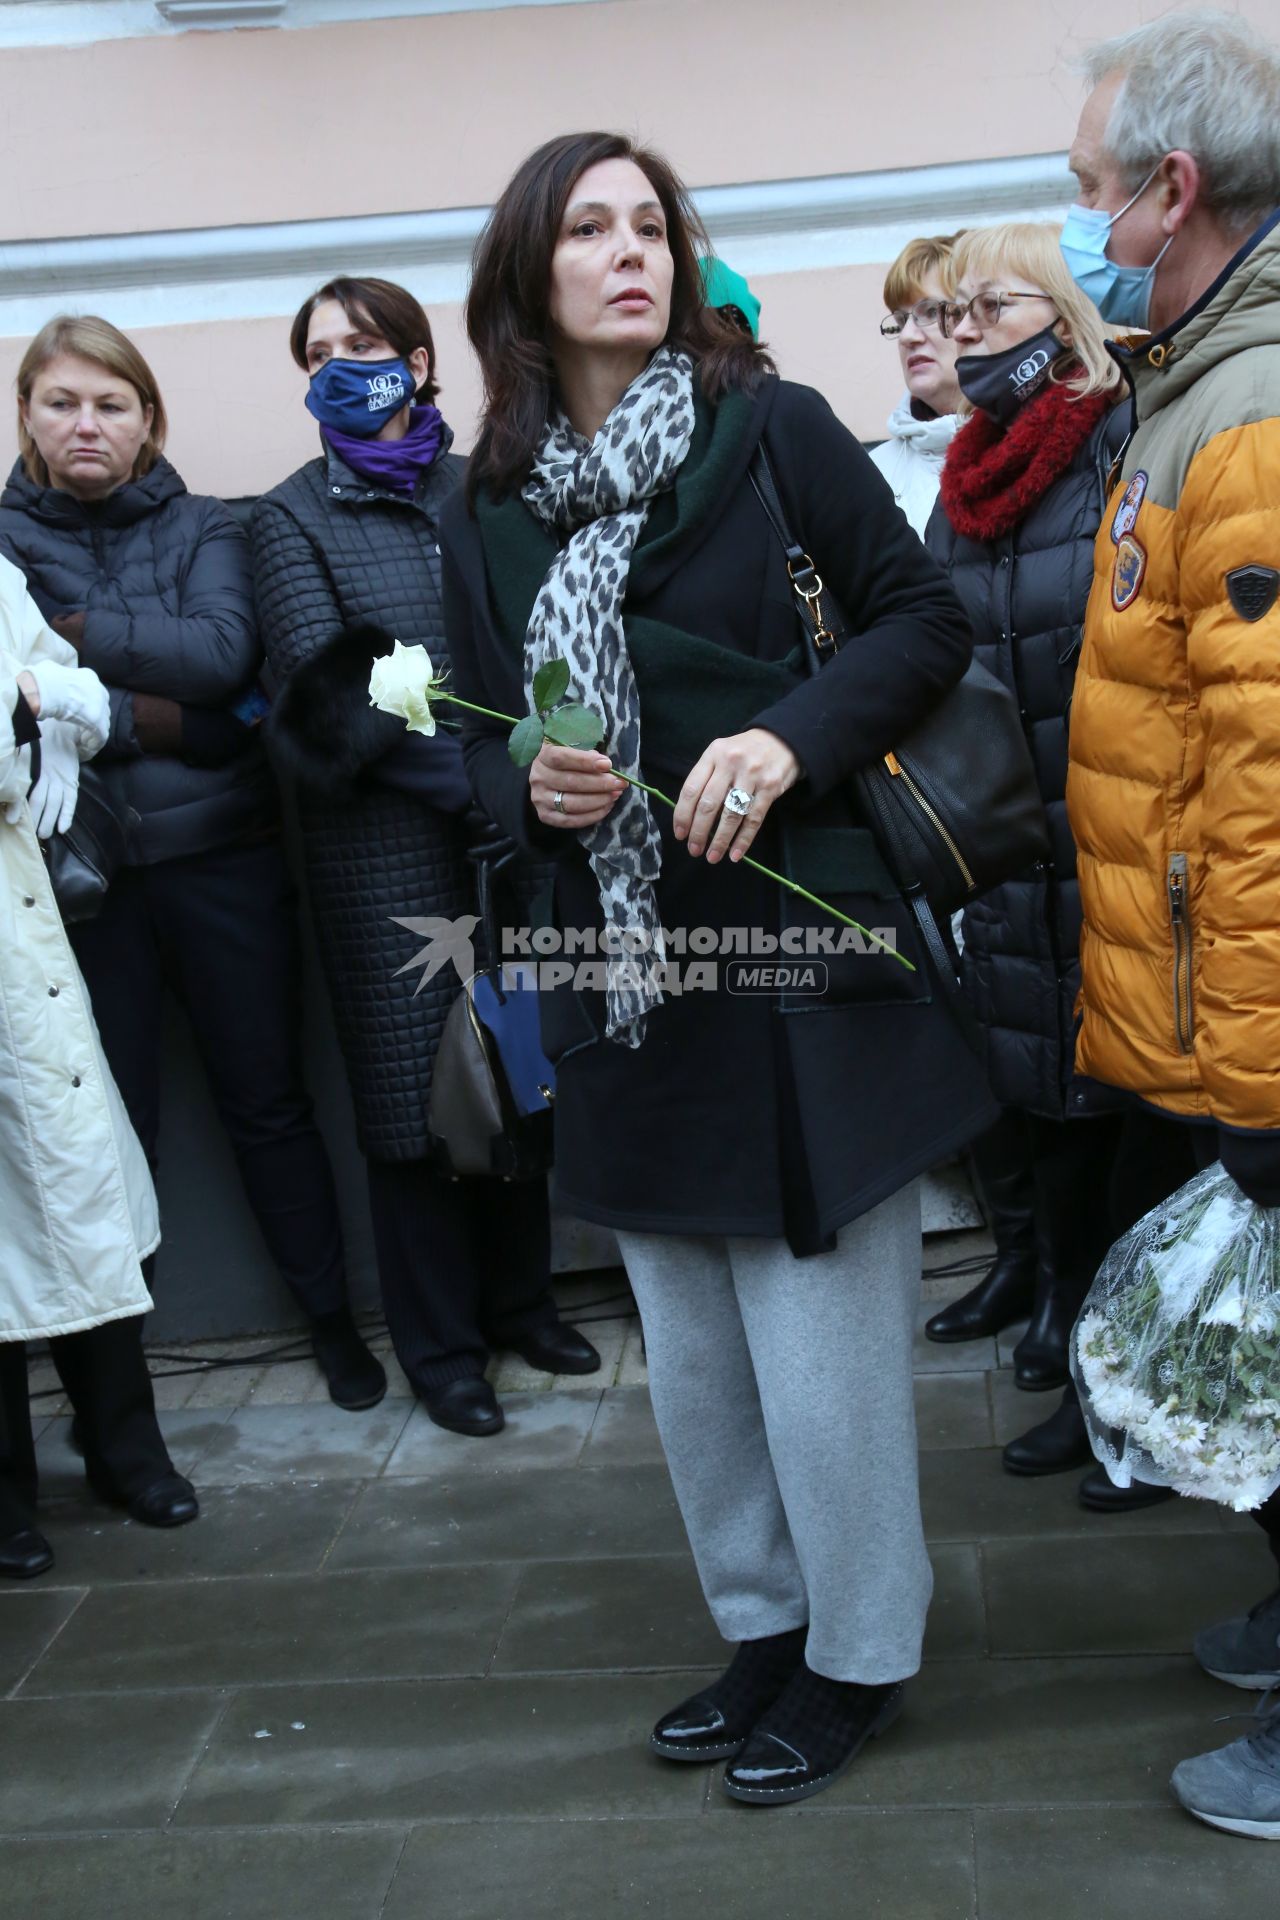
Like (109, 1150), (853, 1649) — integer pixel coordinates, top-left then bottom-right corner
(267, 621), (401, 793)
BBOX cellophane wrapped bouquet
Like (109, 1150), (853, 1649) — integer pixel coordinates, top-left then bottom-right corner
(1071, 1163), (1280, 1512)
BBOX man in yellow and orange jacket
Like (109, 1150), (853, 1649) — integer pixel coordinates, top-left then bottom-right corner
(1062, 9), (1280, 1841)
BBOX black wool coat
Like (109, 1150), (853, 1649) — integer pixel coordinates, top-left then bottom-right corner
(0, 457), (276, 863)
(251, 438), (475, 1163)
(441, 376), (998, 1252)
(925, 402), (1128, 1118)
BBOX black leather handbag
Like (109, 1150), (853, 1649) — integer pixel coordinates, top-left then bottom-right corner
(428, 842), (555, 1181)
(749, 446), (1049, 919)
(44, 766), (136, 925)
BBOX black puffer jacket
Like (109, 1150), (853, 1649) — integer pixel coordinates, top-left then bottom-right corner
(251, 437), (474, 1163)
(0, 457), (276, 863)
(925, 400), (1128, 1117)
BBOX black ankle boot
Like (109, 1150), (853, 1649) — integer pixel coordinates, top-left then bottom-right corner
(925, 1251), (1036, 1343)
(650, 1625), (808, 1763)
(1011, 1252), (1089, 1391)
(722, 1666), (904, 1804)
(311, 1307), (388, 1412)
(1002, 1388), (1094, 1476)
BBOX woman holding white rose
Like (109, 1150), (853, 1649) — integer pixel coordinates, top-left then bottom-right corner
(254, 275), (598, 1437)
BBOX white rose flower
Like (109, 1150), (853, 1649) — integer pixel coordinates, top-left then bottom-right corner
(369, 640), (439, 737)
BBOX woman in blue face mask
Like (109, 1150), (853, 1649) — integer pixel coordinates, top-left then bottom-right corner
(252, 276), (601, 1438)
(925, 223), (1201, 1508)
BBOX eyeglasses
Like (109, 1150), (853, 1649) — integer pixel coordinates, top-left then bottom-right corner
(879, 300), (948, 338)
(940, 291), (1055, 337)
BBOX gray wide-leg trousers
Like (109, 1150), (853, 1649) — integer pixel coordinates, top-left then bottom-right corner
(616, 1181), (931, 1684)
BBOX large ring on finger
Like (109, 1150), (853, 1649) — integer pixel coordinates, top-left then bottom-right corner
(723, 786), (754, 817)
(553, 790), (567, 814)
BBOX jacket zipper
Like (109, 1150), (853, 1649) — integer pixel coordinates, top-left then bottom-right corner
(1167, 852), (1194, 1053)
(884, 752), (977, 893)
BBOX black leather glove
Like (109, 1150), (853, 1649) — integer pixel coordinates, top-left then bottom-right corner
(463, 804), (515, 865)
(1218, 1127), (1280, 1208)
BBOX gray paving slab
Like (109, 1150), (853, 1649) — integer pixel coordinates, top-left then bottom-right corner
(975, 1806), (1276, 1920)
(21, 1565), (522, 1696)
(921, 1448), (1227, 1542)
(382, 1391), (601, 1477)
(35, 1408), (235, 1498)
(924, 1543), (988, 1660)
(702, 1656), (1228, 1813)
(174, 1676), (709, 1825)
(382, 1810), (978, 1920)
(34, 1480), (362, 1584)
(491, 1554), (719, 1675)
(0, 1690), (225, 1832)
(0, 1587), (85, 1695)
(581, 1385), (664, 1466)
(191, 1400), (414, 1484)
(914, 1371), (994, 1451)
(983, 1530), (1273, 1657)
(0, 1828), (408, 1920)
(327, 1465), (688, 1571)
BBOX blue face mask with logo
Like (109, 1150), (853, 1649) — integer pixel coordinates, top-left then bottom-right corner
(305, 355), (415, 438)
(1059, 165), (1174, 328)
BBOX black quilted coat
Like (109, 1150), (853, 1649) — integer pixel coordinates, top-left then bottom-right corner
(0, 457), (276, 863)
(251, 438), (473, 1162)
(925, 402), (1128, 1118)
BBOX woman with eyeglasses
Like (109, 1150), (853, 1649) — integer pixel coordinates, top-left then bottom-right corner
(870, 234), (965, 536)
(926, 223), (1198, 1508)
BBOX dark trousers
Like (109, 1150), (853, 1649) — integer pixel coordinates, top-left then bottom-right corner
(70, 838), (346, 1320)
(0, 1319), (173, 1534)
(365, 1159), (557, 1391)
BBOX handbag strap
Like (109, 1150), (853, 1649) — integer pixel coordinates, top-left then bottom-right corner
(748, 446), (845, 671)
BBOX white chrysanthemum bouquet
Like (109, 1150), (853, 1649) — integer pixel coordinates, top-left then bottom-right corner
(1071, 1163), (1280, 1511)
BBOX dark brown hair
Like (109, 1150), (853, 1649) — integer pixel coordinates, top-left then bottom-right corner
(288, 276), (440, 405)
(465, 132), (773, 502)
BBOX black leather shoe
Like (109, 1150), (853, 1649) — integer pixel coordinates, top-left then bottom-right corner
(0, 1528), (54, 1580)
(424, 1377), (505, 1437)
(1078, 1465), (1177, 1513)
(651, 1627), (808, 1763)
(508, 1323), (601, 1377)
(1002, 1392), (1093, 1476)
(127, 1475), (200, 1528)
(722, 1672), (904, 1805)
(311, 1307), (388, 1412)
(925, 1253), (1036, 1343)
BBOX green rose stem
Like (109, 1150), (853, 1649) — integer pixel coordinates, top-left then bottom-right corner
(429, 688), (912, 967)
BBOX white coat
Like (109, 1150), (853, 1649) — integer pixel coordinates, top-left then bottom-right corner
(0, 554), (157, 1342)
(869, 393), (959, 538)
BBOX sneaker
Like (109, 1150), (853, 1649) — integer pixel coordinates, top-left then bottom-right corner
(1194, 1589), (1280, 1690)
(1171, 1698), (1280, 1839)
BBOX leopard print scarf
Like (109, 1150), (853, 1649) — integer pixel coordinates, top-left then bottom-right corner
(522, 348), (696, 1047)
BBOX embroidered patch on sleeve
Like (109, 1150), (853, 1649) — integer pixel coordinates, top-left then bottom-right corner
(1111, 532), (1147, 611)
(1110, 471), (1148, 545)
(1226, 565), (1280, 623)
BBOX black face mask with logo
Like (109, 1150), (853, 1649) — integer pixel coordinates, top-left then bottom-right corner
(955, 326), (1065, 427)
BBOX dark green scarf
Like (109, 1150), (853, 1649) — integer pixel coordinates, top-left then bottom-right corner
(475, 384), (803, 775)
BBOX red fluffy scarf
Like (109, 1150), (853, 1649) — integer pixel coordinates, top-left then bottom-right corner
(940, 380), (1115, 541)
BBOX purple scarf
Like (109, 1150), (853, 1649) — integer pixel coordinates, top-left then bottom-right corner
(322, 404), (446, 496)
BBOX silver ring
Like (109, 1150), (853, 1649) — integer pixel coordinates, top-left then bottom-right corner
(723, 786), (754, 817)
(553, 790), (566, 814)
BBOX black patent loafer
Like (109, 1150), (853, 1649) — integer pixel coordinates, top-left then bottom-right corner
(651, 1693), (752, 1764)
(424, 1377), (505, 1437)
(128, 1475), (200, 1529)
(1078, 1465), (1177, 1513)
(0, 1527), (54, 1580)
(722, 1681), (904, 1806)
(509, 1324), (602, 1377)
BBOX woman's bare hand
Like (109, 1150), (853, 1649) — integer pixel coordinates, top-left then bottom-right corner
(529, 741), (625, 830)
(673, 728), (801, 864)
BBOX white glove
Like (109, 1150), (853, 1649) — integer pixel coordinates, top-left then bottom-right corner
(27, 717), (81, 838)
(29, 658), (110, 757)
